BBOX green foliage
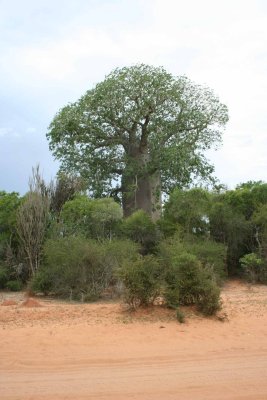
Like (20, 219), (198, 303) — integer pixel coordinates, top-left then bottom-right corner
(90, 198), (123, 239)
(227, 182), (267, 220)
(240, 253), (267, 283)
(209, 195), (253, 275)
(47, 64), (228, 207)
(0, 266), (9, 289)
(252, 204), (267, 258)
(159, 234), (226, 284)
(156, 218), (181, 238)
(0, 191), (21, 260)
(102, 239), (139, 269)
(164, 267), (180, 309)
(164, 187), (211, 236)
(176, 308), (185, 323)
(61, 196), (122, 239)
(163, 253), (221, 315)
(31, 237), (107, 300)
(30, 237), (139, 301)
(208, 181), (267, 275)
(60, 195), (93, 236)
(6, 280), (23, 291)
(30, 269), (54, 295)
(196, 281), (221, 315)
(182, 240), (227, 283)
(117, 255), (162, 308)
(0, 191), (21, 234)
(121, 210), (160, 254)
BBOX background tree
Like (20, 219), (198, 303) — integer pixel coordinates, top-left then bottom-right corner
(47, 64), (228, 220)
(164, 187), (211, 237)
(0, 191), (21, 262)
(209, 181), (267, 275)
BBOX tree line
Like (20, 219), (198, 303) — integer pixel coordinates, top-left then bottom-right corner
(1, 170), (267, 319)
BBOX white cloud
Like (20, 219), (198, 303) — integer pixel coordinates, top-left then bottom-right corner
(1, 0), (267, 191)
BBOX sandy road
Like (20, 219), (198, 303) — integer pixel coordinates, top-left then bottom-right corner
(1, 281), (267, 399)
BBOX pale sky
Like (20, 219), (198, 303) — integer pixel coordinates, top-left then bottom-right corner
(1, 0), (267, 194)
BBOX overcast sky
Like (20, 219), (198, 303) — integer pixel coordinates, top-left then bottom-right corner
(1, 0), (267, 194)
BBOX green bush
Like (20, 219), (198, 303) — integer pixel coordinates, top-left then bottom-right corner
(60, 196), (122, 240)
(176, 308), (185, 323)
(240, 253), (267, 283)
(196, 280), (221, 315)
(102, 239), (139, 269)
(121, 210), (160, 254)
(163, 253), (221, 316)
(117, 255), (162, 308)
(6, 280), (22, 291)
(183, 240), (227, 284)
(30, 237), (107, 300)
(0, 266), (9, 289)
(30, 237), (139, 301)
(159, 235), (227, 284)
(30, 269), (54, 295)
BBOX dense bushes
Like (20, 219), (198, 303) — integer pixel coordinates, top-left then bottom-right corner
(0, 266), (9, 289)
(5, 175), (267, 320)
(61, 196), (122, 239)
(159, 234), (227, 285)
(117, 250), (221, 315)
(5, 280), (23, 291)
(30, 237), (139, 301)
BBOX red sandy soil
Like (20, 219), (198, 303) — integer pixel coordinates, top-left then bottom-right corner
(0, 280), (267, 400)
(20, 298), (43, 308)
(1, 299), (18, 306)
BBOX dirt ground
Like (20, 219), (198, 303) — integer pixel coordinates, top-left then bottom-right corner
(0, 280), (267, 400)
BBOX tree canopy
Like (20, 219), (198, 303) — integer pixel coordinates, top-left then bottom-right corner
(47, 64), (228, 218)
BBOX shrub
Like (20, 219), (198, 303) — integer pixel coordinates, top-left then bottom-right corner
(6, 280), (22, 291)
(121, 210), (160, 254)
(183, 240), (227, 284)
(99, 239), (139, 297)
(176, 308), (185, 323)
(102, 239), (139, 269)
(240, 253), (267, 283)
(30, 269), (54, 295)
(117, 255), (162, 308)
(60, 196), (122, 240)
(159, 235), (227, 284)
(163, 253), (221, 316)
(30, 236), (108, 301)
(196, 280), (221, 315)
(30, 237), (139, 301)
(0, 266), (9, 289)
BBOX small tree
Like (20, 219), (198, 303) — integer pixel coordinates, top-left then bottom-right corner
(16, 167), (50, 277)
(49, 172), (84, 218)
(240, 253), (266, 283)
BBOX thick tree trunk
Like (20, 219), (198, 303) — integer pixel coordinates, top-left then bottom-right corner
(122, 148), (161, 221)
